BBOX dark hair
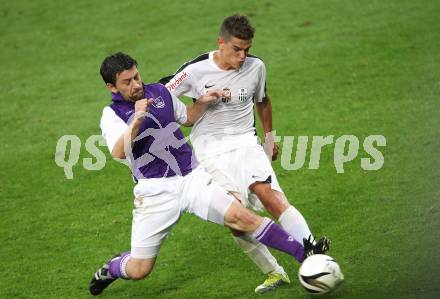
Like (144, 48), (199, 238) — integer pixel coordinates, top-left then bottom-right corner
(219, 14), (255, 41)
(100, 52), (138, 85)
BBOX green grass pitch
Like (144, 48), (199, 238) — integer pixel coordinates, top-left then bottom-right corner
(1, 0), (439, 298)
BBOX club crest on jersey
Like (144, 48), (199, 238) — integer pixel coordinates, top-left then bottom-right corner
(152, 96), (165, 108)
(238, 88), (248, 101)
(221, 87), (231, 103)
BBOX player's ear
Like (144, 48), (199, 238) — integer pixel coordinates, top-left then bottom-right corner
(218, 36), (224, 49)
(106, 82), (118, 93)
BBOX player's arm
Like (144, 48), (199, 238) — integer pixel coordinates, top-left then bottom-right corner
(184, 90), (224, 126)
(255, 94), (273, 135)
(171, 90), (224, 127)
(254, 62), (273, 135)
(255, 94), (279, 160)
(255, 61), (279, 161)
(110, 99), (153, 159)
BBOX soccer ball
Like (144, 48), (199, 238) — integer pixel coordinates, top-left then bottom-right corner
(298, 254), (344, 294)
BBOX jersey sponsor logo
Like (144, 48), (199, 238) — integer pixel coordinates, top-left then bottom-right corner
(166, 71), (189, 91)
(238, 88), (248, 101)
(204, 83), (215, 88)
(152, 96), (165, 108)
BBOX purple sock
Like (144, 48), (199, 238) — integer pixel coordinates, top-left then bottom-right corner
(252, 218), (305, 262)
(108, 252), (131, 279)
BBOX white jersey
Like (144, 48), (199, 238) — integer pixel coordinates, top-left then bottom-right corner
(163, 51), (266, 158)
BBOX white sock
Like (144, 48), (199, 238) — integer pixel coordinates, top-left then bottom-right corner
(278, 205), (313, 245)
(233, 234), (283, 274)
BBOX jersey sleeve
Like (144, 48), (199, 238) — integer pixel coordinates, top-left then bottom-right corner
(254, 62), (267, 102)
(170, 92), (188, 124)
(165, 68), (199, 99)
(100, 106), (127, 153)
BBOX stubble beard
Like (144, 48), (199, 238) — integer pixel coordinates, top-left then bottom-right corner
(130, 90), (144, 102)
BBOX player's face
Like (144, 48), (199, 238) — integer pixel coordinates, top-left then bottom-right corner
(107, 66), (144, 102)
(218, 36), (252, 70)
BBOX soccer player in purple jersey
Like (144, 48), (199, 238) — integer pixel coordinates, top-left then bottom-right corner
(89, 52), (328, 295)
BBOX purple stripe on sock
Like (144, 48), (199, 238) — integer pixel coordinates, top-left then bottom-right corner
(256, 223), (305, 262)
(108, 252), (130, 279)
(256, 220), (274, 240)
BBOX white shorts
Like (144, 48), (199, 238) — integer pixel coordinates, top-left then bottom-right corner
(198, 143), (283, 210)
(130, 166), (234, 259)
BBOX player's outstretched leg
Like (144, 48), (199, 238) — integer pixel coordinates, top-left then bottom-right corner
(89, 252), (155, 295)
(250, 182), (330, 253)
(223, 200), (327, 263)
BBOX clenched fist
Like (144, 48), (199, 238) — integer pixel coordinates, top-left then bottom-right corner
(197, 89), (230, 105)
(134, 98), (154, 119)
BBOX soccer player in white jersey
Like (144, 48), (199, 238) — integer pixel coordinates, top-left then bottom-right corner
(160, 14), (330, 293)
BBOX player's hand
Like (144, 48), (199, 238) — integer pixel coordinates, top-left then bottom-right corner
(221, 89), (231, 103)
(271, 142), (279, 161)
(198, 90), (223, 104)
(134, 98), (153, 119)
(264, 141), (279, 161)
(263, 133), (279, 161)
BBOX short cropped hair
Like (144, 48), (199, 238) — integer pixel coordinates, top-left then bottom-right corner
(219, 14), (255, 41)
(100, 52), (138, 85)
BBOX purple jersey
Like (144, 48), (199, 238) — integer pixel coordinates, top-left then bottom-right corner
(109, 83), (197, 180)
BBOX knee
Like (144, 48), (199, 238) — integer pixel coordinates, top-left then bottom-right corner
(233, 208), (260, 227)
(225, 201), (260, 231)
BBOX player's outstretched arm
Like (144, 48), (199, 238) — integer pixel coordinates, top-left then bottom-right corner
(183, 90), (224, 126)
